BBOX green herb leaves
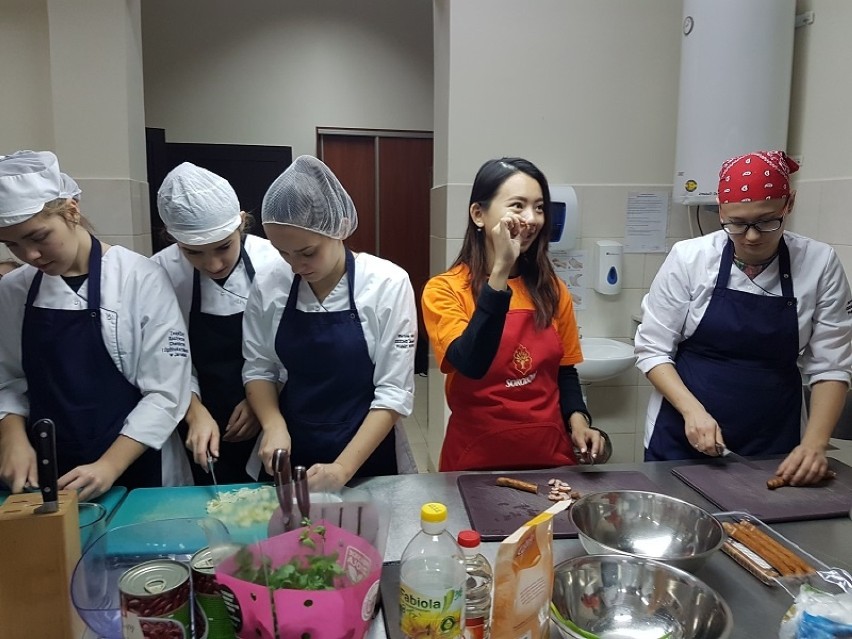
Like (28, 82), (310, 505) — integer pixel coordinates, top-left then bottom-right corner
(234, 522), (346, 591)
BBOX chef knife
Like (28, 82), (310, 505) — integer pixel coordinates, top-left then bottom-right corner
(207, 453), (221, 499)
(715, 443), (761, 470)
(31, 418), (59, 514)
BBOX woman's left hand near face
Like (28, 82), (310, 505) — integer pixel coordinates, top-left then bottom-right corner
(306, 461), (349, 492)
(59, 461), (119, 501)
(223, 399), (261, 442)
(775, 444), (829, 486)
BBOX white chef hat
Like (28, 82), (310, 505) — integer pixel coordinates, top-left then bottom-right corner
(261, 155), (357, 240)
(59, 173), (82, 202)
(0, 150), (62, 228)
(157, 162), (242, 245)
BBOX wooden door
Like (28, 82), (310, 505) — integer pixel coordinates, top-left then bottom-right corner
(377, 136), (432, 317)
(318, 131), (433, 373)
(318, 136), (376, 255)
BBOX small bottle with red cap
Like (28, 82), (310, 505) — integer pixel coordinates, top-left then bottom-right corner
(457, 529), (493, 639)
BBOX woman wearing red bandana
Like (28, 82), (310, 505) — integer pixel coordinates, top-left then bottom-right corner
(636, 150), (852, 486)
(422, 158), (609, 471)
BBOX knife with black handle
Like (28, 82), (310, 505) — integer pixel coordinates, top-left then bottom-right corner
(31, 418), (59, 514)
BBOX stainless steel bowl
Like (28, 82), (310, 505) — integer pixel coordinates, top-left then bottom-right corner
(569, 490), (725, 573)
(552, 554), (733, 639)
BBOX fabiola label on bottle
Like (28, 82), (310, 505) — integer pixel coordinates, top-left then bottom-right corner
(400, 583), (463, 639)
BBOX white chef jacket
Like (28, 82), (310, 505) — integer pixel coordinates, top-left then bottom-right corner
(0, 246), (193, 485)
(242, 252), (417, 418)
(635, 230), (852, 445)
(151, 234), (281, 397)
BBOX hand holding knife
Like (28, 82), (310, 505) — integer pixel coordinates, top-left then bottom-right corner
(715, 442), (761, 470)
(207, 452), (221, 499)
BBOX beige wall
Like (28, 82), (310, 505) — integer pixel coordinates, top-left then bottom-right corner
(141, 0), (434, 159)
(0, 0), (151, 256)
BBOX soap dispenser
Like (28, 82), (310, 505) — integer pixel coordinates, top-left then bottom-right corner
(594, 240), (622, 295)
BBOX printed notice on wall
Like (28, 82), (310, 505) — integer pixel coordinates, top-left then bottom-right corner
(624, 191), (668, 253)
(550, 249), (587, 310)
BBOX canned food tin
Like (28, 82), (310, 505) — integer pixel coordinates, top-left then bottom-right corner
(191, 547), (236, 639)
(119, 559), (192, 639)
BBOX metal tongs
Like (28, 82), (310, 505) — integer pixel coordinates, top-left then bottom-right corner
(271, 448), (310, 533)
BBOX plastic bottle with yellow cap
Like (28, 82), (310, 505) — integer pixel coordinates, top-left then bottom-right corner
(399, 502), (466, 639)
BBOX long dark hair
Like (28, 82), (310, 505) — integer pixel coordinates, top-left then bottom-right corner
(452, 157), (559, 329)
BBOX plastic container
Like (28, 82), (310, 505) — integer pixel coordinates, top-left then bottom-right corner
(458, 530), (493, 639)
(400, 503), (466, 639)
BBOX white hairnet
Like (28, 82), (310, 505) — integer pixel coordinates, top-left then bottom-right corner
(0, 150), (62, 228)
(59, 173), (82, 202)
(261, 155), (357, 240)
(157, 162), (242, 245)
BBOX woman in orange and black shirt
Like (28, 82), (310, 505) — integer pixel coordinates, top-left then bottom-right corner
(422, 157), (608, 472)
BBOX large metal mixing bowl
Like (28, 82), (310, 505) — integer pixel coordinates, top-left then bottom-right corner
(569, 490), (725, 573)
(552, 554), (733, 639)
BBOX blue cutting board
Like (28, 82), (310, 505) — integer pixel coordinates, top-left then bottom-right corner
(109, 482), (274, 547)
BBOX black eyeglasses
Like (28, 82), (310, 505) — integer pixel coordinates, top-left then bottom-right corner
(720, 199), (789, 235)
(721, 217), (785, 235)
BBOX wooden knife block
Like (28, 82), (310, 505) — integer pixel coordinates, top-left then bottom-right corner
(0, 490), (84, 639)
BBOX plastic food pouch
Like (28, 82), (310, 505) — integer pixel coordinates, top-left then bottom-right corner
(491, 501), (570, 639)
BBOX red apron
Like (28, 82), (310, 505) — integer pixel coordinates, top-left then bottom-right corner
(439, 309), (577, 471)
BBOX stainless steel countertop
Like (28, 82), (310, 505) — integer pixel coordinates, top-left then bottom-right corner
(82, 446), (852, 638)
(360, 446), (852, 639)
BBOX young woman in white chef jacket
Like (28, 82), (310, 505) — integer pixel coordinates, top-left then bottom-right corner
(0, 150), (192, 500)
(152, 163), (280, 484)
(243, 155), (417, 489)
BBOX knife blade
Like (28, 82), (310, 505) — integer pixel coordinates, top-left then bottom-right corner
(716, 443), (761, 470)
(293, 465), (310, 524)
(32, 418), (58, 514)
(207, 453), (221, 499)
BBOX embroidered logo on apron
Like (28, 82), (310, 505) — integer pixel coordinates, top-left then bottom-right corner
(512, 344), (532, 375)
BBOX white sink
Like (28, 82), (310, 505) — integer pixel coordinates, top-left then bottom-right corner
(576, 338), (637, 383)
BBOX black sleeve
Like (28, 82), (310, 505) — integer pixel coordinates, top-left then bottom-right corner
(558, 365), (592, 427)
(445, 283), (512, 379)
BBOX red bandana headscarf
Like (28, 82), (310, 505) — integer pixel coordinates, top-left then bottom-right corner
(717, 150), (799, 204)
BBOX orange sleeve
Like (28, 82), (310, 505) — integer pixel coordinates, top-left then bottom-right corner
(421, 267), (476, 373)
(554, 278), (583, 366)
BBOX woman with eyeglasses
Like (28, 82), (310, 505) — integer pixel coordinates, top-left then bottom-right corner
(636, 151), (852, 485)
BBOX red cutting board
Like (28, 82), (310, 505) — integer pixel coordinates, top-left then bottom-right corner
(457, 469), (660, 541)
(671, 458), (852, 522)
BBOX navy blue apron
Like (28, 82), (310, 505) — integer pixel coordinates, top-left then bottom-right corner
(183, 243), (256, 485)
(274, 250), (396, 479)
(21, 237), (161, 488)
(646, 238), (801, 461)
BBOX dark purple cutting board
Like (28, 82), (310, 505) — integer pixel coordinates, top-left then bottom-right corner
(457, 470), (661, 541)
(671, 458), (852, 522)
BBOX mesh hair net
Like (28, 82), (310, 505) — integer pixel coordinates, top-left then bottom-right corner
(261, 155), (357, 240)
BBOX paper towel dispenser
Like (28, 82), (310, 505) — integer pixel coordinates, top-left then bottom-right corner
(548, 185), (578, 250)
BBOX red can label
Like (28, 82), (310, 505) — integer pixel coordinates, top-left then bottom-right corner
(119, 559), (191, 639)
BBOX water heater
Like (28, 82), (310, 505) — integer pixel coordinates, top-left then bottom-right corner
(673, 0), (796, 205)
